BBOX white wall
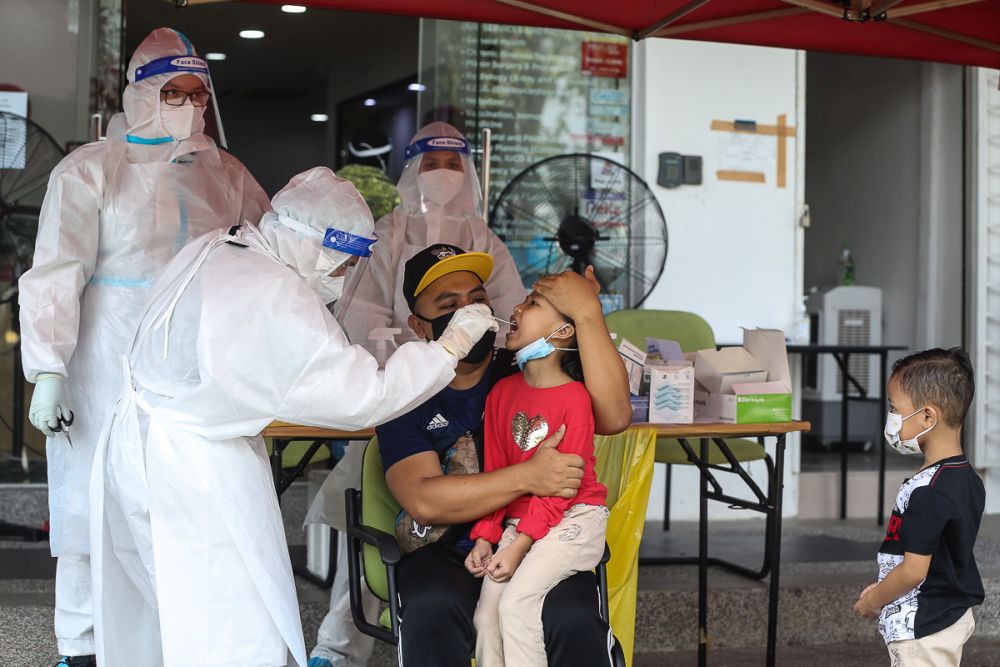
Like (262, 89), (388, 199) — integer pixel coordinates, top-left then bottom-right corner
(633, 39), (804, 521)
(969, 68), (1000, 512)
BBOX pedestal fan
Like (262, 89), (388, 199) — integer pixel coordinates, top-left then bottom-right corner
(490, 153), (667, 312)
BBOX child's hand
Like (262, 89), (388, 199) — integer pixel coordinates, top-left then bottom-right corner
(853, 585), (882, 620)
(465, 539), (493, 578)
(486, 535), (532, 583)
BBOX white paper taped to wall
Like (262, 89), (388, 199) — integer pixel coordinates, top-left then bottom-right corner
(719, 131), (775, 176)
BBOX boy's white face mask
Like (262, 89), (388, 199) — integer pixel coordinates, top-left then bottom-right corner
(884, 408), (935, 456)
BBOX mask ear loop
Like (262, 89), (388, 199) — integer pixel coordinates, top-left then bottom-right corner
(546, 323), (578, 352)
(900, 407), (936, 446)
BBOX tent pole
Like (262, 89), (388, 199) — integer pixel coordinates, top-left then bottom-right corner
(655, 8), (806, 38)
(781, 0), (856, 20)
(636, 0), (713, 41)
(889, 0), (986, 19)
(490, 0), (633, 37)
(894, 17), (1000, 53)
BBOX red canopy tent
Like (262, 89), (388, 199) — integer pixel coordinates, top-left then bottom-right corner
(223, 0), (1000, 69)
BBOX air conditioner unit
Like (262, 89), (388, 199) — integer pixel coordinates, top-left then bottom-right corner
(804, 285), (883, 401)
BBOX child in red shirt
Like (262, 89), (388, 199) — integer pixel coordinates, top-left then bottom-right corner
(465, 287), (609, 667)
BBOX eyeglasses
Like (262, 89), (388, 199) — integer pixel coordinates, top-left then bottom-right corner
(161, 88), (211, 107)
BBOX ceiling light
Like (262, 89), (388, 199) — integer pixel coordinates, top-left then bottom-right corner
(311, 113), (329, 122)
(408, 83), (426, 92)
(363, 98), (376, 107)
(205, 52), (226, 61)
(239, 30), (265, 39)
(281, 4), (307, 12)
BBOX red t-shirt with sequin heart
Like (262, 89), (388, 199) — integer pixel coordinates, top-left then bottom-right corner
(470, 373), (607, 544)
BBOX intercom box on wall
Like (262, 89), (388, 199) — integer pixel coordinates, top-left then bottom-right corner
(657, 152), (702, 188)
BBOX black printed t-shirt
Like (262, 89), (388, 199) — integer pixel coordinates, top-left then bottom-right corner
(377, 349), (517, 472)
(876, 455), (985, 643)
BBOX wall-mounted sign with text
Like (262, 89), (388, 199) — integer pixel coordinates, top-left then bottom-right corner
(418, 20), (631, 211)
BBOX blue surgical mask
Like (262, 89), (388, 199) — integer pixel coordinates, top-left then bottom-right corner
(515, 323), (577, 370)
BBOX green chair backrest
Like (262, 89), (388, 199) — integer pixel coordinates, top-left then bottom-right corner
(264, 439), (332, 467)
(360, 436), (400, 602)
(605, 309), (716, 354)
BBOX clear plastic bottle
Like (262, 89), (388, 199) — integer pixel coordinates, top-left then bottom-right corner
(793, 296), (810, 344)
(368, 328), (401, 368)
(838, 242), (855, 286)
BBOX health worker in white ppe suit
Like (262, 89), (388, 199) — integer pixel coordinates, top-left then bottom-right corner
(306, 122), (527, 667)
(17, 27), (268, 667)
(88, 167), (498, 667)
(341, 121), (525, 346)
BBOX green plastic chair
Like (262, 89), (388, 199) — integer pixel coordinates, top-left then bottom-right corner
(344, 437), (627, 665)
(604, 309), (766, 531)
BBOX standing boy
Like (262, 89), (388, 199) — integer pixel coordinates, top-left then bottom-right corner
(854, 348), (984, 666)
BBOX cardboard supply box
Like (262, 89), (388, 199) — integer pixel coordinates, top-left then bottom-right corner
(693, 329), (792, 424)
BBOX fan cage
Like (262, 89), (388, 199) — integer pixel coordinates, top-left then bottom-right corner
(490, 152), (667, 311)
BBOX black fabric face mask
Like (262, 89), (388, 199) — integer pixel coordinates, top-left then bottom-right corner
(417, 308), (497, 364)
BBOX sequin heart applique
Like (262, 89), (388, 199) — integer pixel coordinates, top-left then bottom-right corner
(511, 411), (549, 451)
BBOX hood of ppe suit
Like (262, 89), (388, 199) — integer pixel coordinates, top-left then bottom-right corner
(123, 27), (210, 143)
(397, 121), (483, 218)
(259, 167), (375, 295)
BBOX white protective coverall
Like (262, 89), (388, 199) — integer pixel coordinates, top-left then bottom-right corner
(341, 121), (525, 347)
(17, 27), (268, 656)
(90, 168), (493, 667)
(306, 122), (527, 667)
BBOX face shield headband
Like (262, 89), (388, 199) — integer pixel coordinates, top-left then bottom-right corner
(276, 214), (375, 258)
(134, 55), (210, 83)
(323, 228), (376, 258)
(404, 136), (470, 160)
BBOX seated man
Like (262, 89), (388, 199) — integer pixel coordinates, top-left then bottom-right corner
(377, 243), (632, 667)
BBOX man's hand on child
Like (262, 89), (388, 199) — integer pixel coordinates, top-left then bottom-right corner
(853, 584), (882, 620)
(532, 266), (602, 322)
(465, 539), (493, 578)
(486, 534), (533, 583)
(519, 425), (584, 499)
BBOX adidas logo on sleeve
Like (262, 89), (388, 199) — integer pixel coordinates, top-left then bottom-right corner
(426, 413), (449, 430)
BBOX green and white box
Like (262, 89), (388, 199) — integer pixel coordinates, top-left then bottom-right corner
(693, 328), (792, 424)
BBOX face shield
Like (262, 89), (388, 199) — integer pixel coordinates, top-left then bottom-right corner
(121, 28), (223, 145)
(396, 121), (483, 218)
(259, 212), (376, 308)
(328, 227), (376, 325)
(261, 167), (377, 313)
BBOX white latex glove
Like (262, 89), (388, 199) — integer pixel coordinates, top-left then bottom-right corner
(28, 373), (71, 437)
(436, 303), (500, 359)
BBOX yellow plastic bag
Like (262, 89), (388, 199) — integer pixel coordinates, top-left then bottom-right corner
(594, 427), (656, 667)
